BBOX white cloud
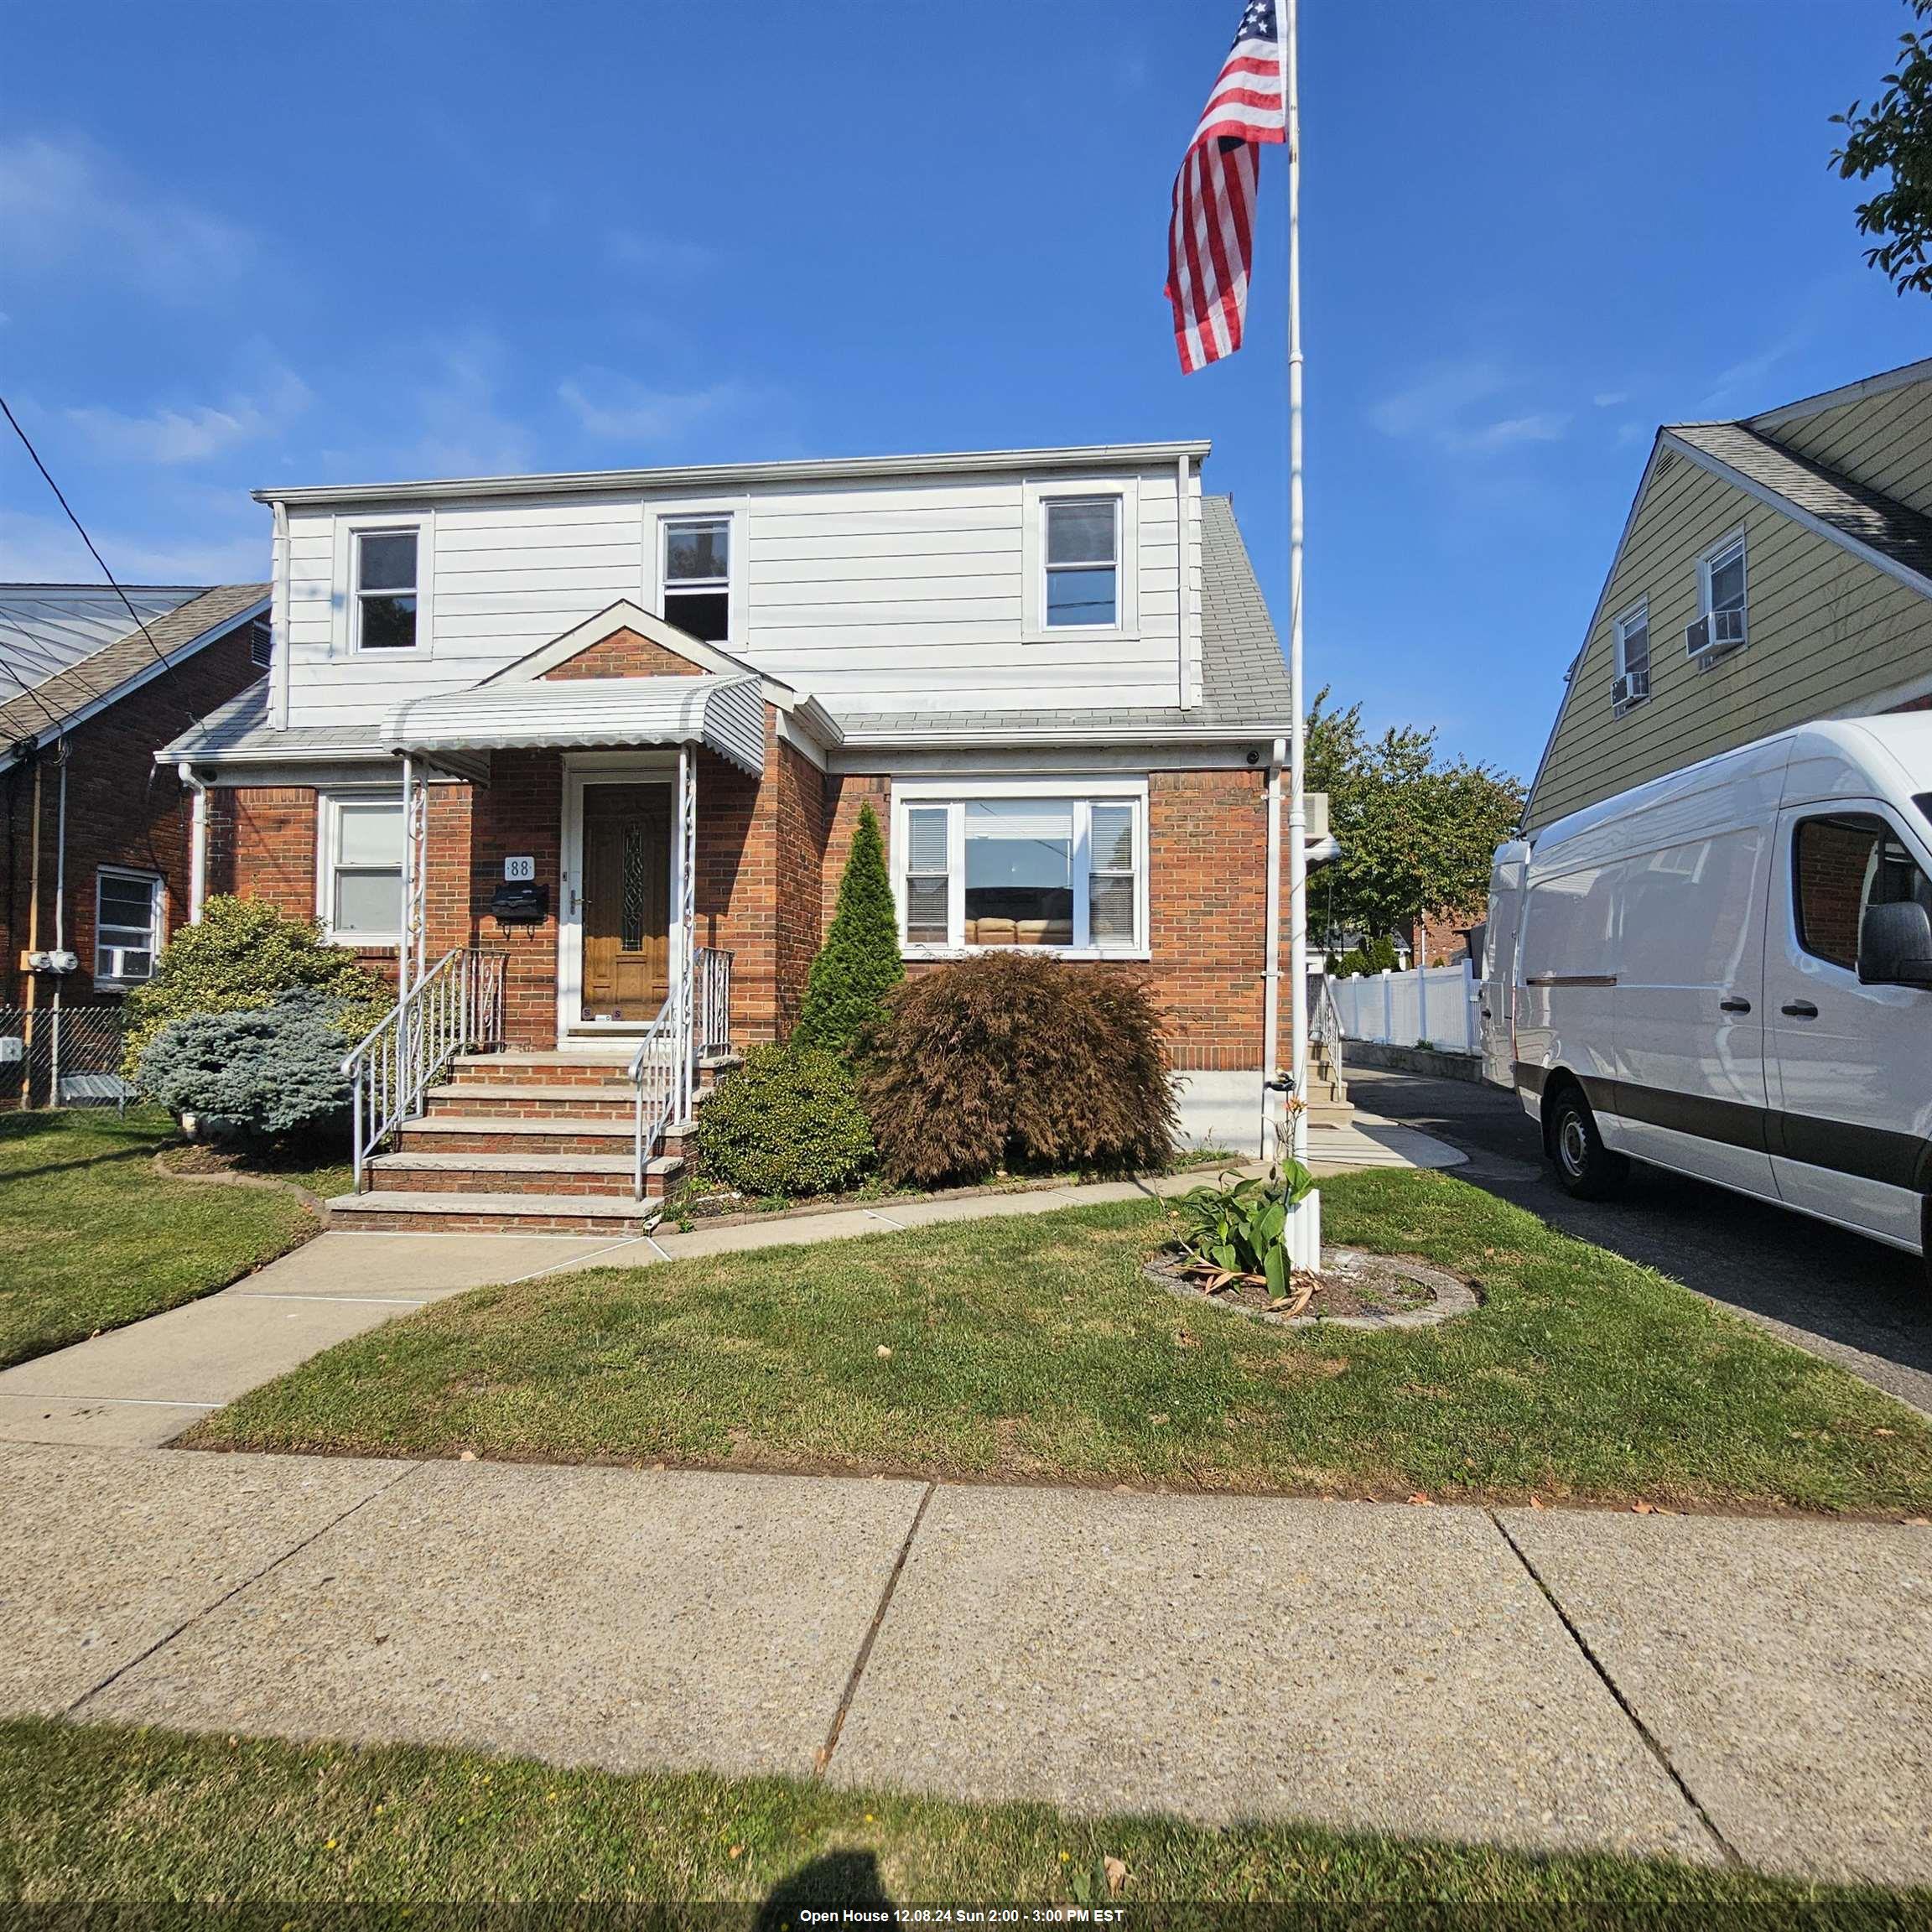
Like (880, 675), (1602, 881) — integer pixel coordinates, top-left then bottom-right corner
(0, 133), (254, 303)
(1699, 331), (1808, 415)
(602, 228), (718, 279)
(1370, 360), (1570, 456)
(558, 372), (757, 444)
(1592, 390), (1629, 408)
(0, 506), (263, 584)
(65, 364), (311, 465)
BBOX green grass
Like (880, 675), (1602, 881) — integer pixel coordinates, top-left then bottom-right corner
(0, 1719), (1916, 1920)
(0, 1107), (321, 1369)
(193, 1169), (1932, 1514)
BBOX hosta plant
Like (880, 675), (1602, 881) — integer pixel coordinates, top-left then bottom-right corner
(1170, 1157), (1318, 1307)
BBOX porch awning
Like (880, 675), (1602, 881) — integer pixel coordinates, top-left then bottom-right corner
(382, 673), (766, 776)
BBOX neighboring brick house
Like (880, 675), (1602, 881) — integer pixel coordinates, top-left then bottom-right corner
(0, 584), (271, 1098)
(161, 444), (1314, 1228)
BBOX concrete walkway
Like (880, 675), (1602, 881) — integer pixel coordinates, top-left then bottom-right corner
(0, 1114), (1463, 1451)
(2, 1442), (1926, 1886)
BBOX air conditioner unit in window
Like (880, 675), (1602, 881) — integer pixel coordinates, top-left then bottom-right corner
(1685, 607), (1748, 657)
(1613, 667), (1650, 709)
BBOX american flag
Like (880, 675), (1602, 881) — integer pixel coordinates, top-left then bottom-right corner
(1166, 0), (1288, 374)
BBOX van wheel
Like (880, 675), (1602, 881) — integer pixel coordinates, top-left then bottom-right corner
(1547, 1086), (1628, 1200)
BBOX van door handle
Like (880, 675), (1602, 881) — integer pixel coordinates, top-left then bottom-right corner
(1780, 1000), (1819, 1020)
(1720, 997), (1752, 1014)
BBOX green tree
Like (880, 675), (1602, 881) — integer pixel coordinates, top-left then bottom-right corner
(1833, 0), (1932, 296)
(792, 803), (904, 1054)
(123, 895), (389, 1072)
(1306, 688), (1524, 956)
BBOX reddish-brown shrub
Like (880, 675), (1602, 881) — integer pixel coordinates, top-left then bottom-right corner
(859, 953), (1176, 1187)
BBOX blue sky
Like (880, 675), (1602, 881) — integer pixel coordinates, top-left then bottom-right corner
(2, 0), (1924, 778)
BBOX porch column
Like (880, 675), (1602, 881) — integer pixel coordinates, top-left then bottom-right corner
(399, 755), (429, 997)
(678, 741), (699, 1119)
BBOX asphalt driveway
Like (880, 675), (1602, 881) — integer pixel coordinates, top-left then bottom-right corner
(1346, 1064), (1932, 1417)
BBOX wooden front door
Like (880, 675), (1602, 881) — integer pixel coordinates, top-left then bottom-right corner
(579, 784), (671, 1021)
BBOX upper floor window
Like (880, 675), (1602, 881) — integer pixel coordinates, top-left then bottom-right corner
(1612, 600), (1650, 712)
(1688, 532), (1748, 657)
(95, 868), (163, 986)
(355, 530), (418, 651)
(1044, 498), (1119, 628)
(663, 517), (730, 643)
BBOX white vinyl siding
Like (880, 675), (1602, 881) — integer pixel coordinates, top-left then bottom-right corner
(890, 778), (1149, 958)
(282, 464), (1194, 729)
(94, 869), (163, 985)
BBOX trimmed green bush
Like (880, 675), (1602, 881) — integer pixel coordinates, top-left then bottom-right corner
(124, 896), (389, 1072)
(693, 1045), (876, 1199)
(860, 953), (1176, 1187)
(135, 989), (356, 1140)
(791, 803), (903, 1055)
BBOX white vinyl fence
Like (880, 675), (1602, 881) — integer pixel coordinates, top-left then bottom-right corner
(1331, 961), (1481, 1054)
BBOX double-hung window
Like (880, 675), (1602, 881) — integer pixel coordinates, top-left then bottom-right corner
(894, 787), (1147, 954)
(663, 517), (730, 643)
(1043, 498), (1119, 628)
(95, 869), (163, 985)
(1690, 532), (1748, 657)
(1613, 600), (1650, 711)
(319, 795), (406, 944)
(354, 530), (418, 651)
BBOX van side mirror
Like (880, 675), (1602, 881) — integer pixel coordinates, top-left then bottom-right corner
(1858, 901), (1932, 988)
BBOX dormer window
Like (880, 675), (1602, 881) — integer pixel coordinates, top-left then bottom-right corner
(1044, 498), (1120, 627)
(663, 517), (730, 643)
(355, 530), (418, 651)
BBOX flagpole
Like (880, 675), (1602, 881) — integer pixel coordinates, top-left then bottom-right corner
(1284, 0), (1309, 1164)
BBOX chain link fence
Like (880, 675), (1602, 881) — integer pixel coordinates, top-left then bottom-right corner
(0, 1001), (136, 1111)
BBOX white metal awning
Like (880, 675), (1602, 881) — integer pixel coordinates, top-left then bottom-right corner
(381, 673), (766, 776)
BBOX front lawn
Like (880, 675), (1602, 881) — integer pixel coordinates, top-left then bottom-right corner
(193, 1169), (1932, 1514)
(0, 1719), (1912, 1920)
(0, 1108), (323, 1369)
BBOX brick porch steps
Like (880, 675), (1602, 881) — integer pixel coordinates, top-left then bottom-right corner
(325, 1190), (665, 1234)
(423, 1083), (641, 1120)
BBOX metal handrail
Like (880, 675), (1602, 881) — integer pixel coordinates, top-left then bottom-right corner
(697, 946), (734, 1057)
(627, 990), (681, 1199)
(344, 947), (506, 1189)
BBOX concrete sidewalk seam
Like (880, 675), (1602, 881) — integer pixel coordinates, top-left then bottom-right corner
(862, 1208), (907, 1229)
(813, 1480), (935, 1779)
(1488, 1509), (1739, 1866)
(60, 1458), (426, 1722)
(504, 1237), (652, 1285)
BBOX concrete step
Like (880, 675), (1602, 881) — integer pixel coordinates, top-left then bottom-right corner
(396, 1114), (694, 1157)
(366, 1151), (683, 1199)
(326, 1190), (665, 1234)
(450, 1052), (642, 1087)
(1306, 1098), (1355, 1126)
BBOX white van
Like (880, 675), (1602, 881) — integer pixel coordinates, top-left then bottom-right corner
(1480, 715), (1932, 1275)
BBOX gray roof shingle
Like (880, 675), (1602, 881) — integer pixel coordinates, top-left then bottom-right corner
(0, 583), (269, 756)
(1669, 421), (1932, 586)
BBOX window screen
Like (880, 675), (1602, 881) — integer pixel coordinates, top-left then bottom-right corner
(664, 517), (730, 642)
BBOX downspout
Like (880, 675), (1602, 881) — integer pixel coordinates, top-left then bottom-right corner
(270, 501), (291, 730)
(49, 745), (67, 1111)
(177, 761), (209, 922)
(1261, 733), (1285, 1156)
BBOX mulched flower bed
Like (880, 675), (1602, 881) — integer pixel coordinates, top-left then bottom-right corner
(1145, 1244), (1480, 1331)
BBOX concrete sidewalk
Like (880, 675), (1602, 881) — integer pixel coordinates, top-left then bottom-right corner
(2, 1442), (1926, 1886)
(0, 1116), (1463, 1451)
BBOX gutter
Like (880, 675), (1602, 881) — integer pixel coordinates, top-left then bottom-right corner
(252, 440), (1215, 510)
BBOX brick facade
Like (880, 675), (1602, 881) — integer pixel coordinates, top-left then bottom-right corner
(0, 616), (265, 1008)
(215, 750), (1293, 1062)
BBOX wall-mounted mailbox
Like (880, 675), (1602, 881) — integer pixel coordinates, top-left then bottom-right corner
(490, 880), (549, 926)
